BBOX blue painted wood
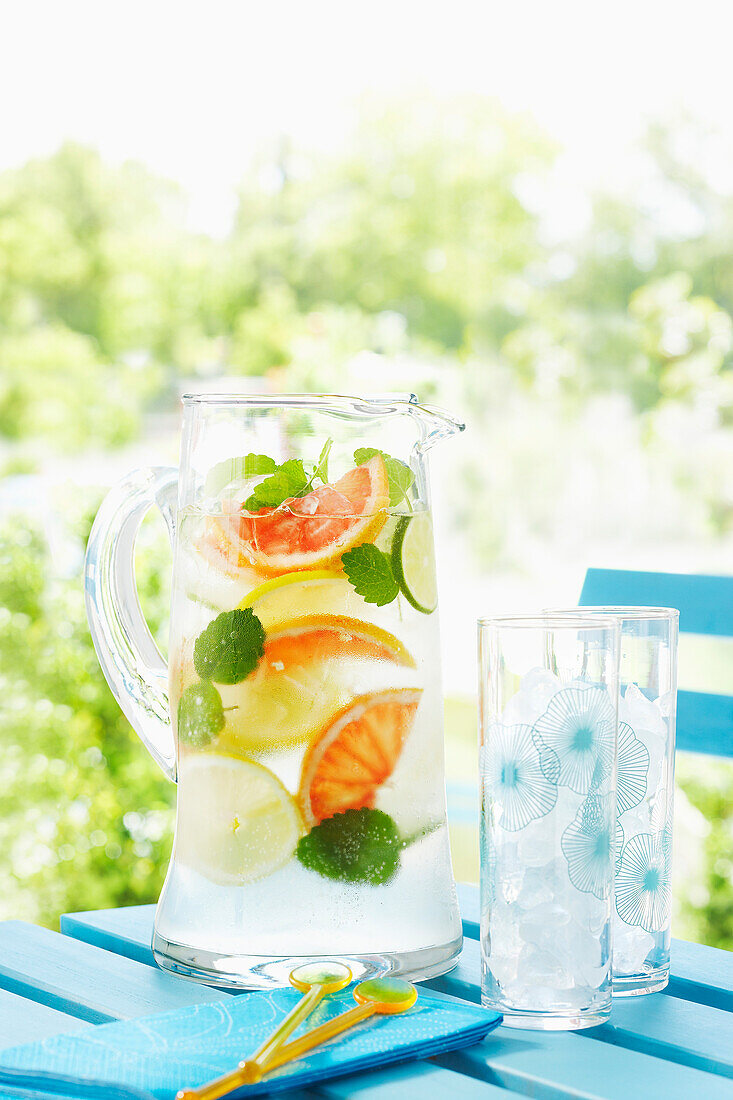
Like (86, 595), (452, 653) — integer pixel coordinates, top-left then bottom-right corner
(0, 988), (89, 1051)
(588, 994), (733, 1079)
(579, 568), (733, 637)
(457, 883), (733, 1012)
(677, 689), (733, 756)
(427, 930), (733, 1077)
(61, 906), (159, 968)
(435, 1031), (733, 1100)
(62, 901), (733, 1085)
(0, 921), (230, 1025)
(311, 1061), (519, 1098)
(445, 782), (478, 827)
(580, 567), (733, 757)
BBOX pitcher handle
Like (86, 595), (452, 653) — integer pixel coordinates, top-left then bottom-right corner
(84, 467), (178, 781)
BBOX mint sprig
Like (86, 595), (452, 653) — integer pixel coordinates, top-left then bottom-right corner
(193, 608), (266, 684)
(177, 681), (225, 748)
(314, 437), (333, 483)
(242, 438), (334, 511)
(341, 542), (399, 605)
(243, 459), (310, 511)
(205, 454), (277, 498)
(354, 447), (414, 507)
(296, 808), (402, 885)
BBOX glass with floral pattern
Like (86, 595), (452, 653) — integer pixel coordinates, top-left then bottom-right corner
(478, 614), (620, 1029)
(550, 607), (678, 996)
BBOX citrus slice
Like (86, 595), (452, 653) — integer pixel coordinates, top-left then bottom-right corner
(238, 570), (373, 628)
(176, 753), (302, 885)
(298, 688), (423, 826)
(216, 615), (416, 755)
(237, 455), (390, 575)
(390, 513), (438, 614)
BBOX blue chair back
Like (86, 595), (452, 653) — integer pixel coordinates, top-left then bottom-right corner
(579, 568), (733, 758)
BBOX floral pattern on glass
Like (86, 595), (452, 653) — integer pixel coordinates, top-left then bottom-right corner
(615, 830), (671, 933)
(561, 793), (618, 900)
(534, 686), (616, 795)
(483, 723), (558, 832)
(616, 721), (649, 815)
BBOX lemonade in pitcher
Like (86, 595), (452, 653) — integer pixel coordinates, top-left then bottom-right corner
(85, 394), (463, 987)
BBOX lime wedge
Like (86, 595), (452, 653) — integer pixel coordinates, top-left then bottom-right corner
(390, 513), (437, 614)
(176, 754), (302, 885)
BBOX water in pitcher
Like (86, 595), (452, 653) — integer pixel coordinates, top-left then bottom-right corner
(155, 448), (460, 984)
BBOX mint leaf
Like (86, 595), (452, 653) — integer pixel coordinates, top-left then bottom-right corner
(193, 608), (266, 684)
(243, 459), (310, 511)
(341, 542), (399, 605)
(314, 437), (333, 484)
(205, 454), (277, 497)
(354, 447), (415, 507)
(296, 808), (401, 884)
(177, 681), (225, 748)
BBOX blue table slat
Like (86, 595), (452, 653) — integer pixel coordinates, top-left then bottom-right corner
(311, 1061), (520, 1098)
(59, 902), (733, 1092)
(588, 994), (733, 1078)
(457, 883), (733, 1012)
(0, 988), (89, 1052)
(435, 1031), (733, 1100)
(0, 922), (230, 1025)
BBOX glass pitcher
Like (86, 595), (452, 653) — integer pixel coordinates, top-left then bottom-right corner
(85, 393), (464, 988)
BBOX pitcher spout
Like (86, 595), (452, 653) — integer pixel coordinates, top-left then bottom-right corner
(404, 396), (465, 453)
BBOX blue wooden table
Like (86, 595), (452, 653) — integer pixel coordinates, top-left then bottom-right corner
(0, 884), (730, 1099)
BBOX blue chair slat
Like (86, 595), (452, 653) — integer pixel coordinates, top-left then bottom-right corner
(580, 567), (733, 758)
(0, 921), (230, 1024)
(434, 1030), (733, 1100)
(579, 568), (733, 638)
(677, 690), (733, 756)
(0, 988), (89, 1052)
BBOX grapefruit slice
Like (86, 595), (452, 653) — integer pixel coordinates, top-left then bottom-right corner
(237, 455), (390, 575)
(298, 688), (422, 826)
(216, 616), (416, 755)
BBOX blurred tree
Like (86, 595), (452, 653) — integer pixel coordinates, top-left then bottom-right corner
(0, 501), (174, 927)
(0, 101), (731, 947)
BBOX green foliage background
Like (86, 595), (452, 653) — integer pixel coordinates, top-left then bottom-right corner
(0, 99), (731, 944)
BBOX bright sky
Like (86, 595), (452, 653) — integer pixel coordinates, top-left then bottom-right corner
(3, 0), (733, 234)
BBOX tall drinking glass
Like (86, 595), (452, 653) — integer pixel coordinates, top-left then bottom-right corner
(550, 607), (679, 995)
(478, 614), (620, 1029)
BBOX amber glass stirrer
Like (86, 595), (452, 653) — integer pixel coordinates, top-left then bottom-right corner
(261, 976), (418, 1076)
(177, 961), (352, 1100)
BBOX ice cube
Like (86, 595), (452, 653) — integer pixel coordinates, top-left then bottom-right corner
(621, 684), (667, 738)
(501, 667), (562, 726)
(613, 920), (655, 974)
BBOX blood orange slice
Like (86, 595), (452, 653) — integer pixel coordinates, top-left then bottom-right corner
(298, 688), (422, 826)
(237, 455), (390, 575)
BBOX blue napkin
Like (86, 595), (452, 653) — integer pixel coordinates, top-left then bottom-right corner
(0, 986), (500, 1099)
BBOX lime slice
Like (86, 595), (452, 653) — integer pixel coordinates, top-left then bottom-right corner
(176, 754), (302, 885)
(390, 513), (437, 614)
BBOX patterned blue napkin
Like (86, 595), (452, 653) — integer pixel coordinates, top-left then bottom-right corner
(0, 986), (500, 1099)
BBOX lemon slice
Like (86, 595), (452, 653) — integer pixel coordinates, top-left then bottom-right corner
(176, 754), (302, 885)
(391, 513), (438, 614)
(239, 570), (371, 628)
